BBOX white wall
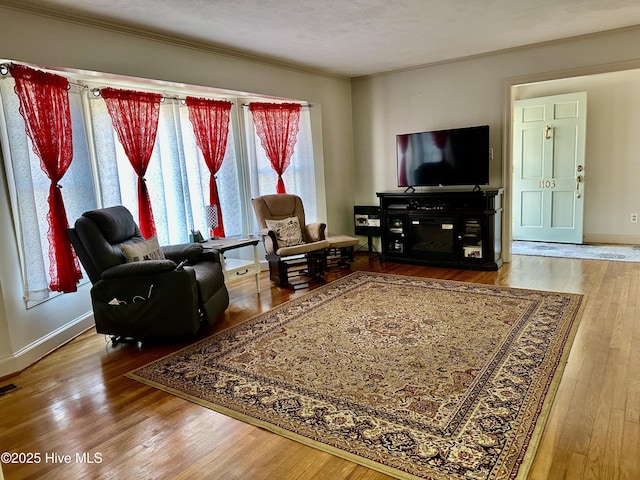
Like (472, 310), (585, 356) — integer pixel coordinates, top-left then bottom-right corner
(0, 5), (354, 377)
(351, 26), (640, 249)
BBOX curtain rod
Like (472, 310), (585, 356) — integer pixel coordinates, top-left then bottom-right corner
(0, 62), (88, 91)
(1, 63), (311, 107)
(242, 102), (312, 108)
(0, 64), (228, 104)
(89, 89), (236, 105)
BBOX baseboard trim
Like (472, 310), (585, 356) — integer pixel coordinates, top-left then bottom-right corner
(583, 233), (640, 245)
(0, 311), (94, 379)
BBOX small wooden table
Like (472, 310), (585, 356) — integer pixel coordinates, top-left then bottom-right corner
(206, 237), (261, 294)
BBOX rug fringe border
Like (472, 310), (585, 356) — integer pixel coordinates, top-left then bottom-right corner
(125, 371), (423, 480)
(514, 293), (587, 479)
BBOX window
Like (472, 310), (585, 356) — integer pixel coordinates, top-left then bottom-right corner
(88, 97), (245, 245)
(0, 79), (96, 304)
(244, 105), (317, 232)
(0, 62), (319, 305)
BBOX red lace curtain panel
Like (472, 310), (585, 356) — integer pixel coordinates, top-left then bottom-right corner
(186, 97), (232, 237)
(248, 102), (301, 194)
(10, 64), (82, 293)
(101, 87), (161, 239)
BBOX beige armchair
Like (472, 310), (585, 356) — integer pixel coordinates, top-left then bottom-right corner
(252, 194), (329, 289)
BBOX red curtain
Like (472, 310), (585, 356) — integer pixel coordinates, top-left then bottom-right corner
(397, 134), (409, 186)
(185, 97), (232, 237)
(432, 131), (449, 162)
(10, 64), (82, 293)
(248, 102), (301, 194)
(101, 87), (161, 238)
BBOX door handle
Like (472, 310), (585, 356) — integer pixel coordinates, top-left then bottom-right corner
(544, 125), (552, 140)
(576, 174), (584, 198)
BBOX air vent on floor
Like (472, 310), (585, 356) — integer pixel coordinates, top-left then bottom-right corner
(0, 383), (19, 396)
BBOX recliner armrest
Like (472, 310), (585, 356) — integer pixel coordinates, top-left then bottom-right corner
(101, 260), (177, 279)
(163, 242), (222, 264)
(258, 228), (280, 255)
(162, 243), (204, 263)
(304, 222), (326, 242)
(198, 248), (222, 263)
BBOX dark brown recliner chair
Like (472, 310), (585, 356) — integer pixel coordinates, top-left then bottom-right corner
(252, 194), (329, 289)
(67, 206), (229, 342)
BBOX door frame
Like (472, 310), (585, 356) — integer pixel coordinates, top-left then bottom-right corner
(501, 59), (640, 263)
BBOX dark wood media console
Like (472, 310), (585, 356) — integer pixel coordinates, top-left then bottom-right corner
(377, 189), (503, 270)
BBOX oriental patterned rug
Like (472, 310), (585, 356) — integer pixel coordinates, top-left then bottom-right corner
(128, 272), (584, 480)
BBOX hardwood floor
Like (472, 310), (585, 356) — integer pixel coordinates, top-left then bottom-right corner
(1, 253), (639, 479)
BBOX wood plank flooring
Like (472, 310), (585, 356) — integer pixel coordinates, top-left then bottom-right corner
(1, 253), (638, 479)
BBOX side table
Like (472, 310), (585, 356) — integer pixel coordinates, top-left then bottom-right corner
(205, 237), (261, 294)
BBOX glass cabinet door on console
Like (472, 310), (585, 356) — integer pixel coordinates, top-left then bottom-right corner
(458, 216), (486, 263)
(387, 216), (406, 254)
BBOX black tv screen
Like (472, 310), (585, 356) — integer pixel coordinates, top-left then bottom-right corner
(397, 125), (490, 187)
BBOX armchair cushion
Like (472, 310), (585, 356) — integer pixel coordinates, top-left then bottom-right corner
(265, 217), (304, 247)
(276, 239), (330, 257)
(121, 236), (165, 263)
(84, 206), (142, 244)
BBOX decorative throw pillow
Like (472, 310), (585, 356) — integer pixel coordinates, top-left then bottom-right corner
(265, 217), (304, 247)
(120, 236), (165, 263)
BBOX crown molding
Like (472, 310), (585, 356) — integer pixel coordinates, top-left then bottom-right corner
(354, 23), (640, 80)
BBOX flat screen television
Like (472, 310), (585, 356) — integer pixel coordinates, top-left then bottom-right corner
(396, 125), (490, 188)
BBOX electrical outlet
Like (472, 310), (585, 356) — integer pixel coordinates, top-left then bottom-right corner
(631, 213), (638, 223)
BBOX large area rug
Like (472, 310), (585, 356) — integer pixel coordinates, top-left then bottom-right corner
(128, 272), (584, 479)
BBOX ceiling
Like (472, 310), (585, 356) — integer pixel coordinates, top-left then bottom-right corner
(8, 0), (640, 77)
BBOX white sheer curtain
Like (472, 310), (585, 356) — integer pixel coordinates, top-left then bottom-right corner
(178, 104), (243, 238)
(89, 96), (242, 245)
(244, 105), (317, 232)
(0, 78), (95, 304)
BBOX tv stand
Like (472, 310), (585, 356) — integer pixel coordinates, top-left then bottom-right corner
(377, 189), (503, 270)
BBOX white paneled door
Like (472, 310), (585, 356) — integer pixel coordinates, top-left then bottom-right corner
(512, 92), (587, 243)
